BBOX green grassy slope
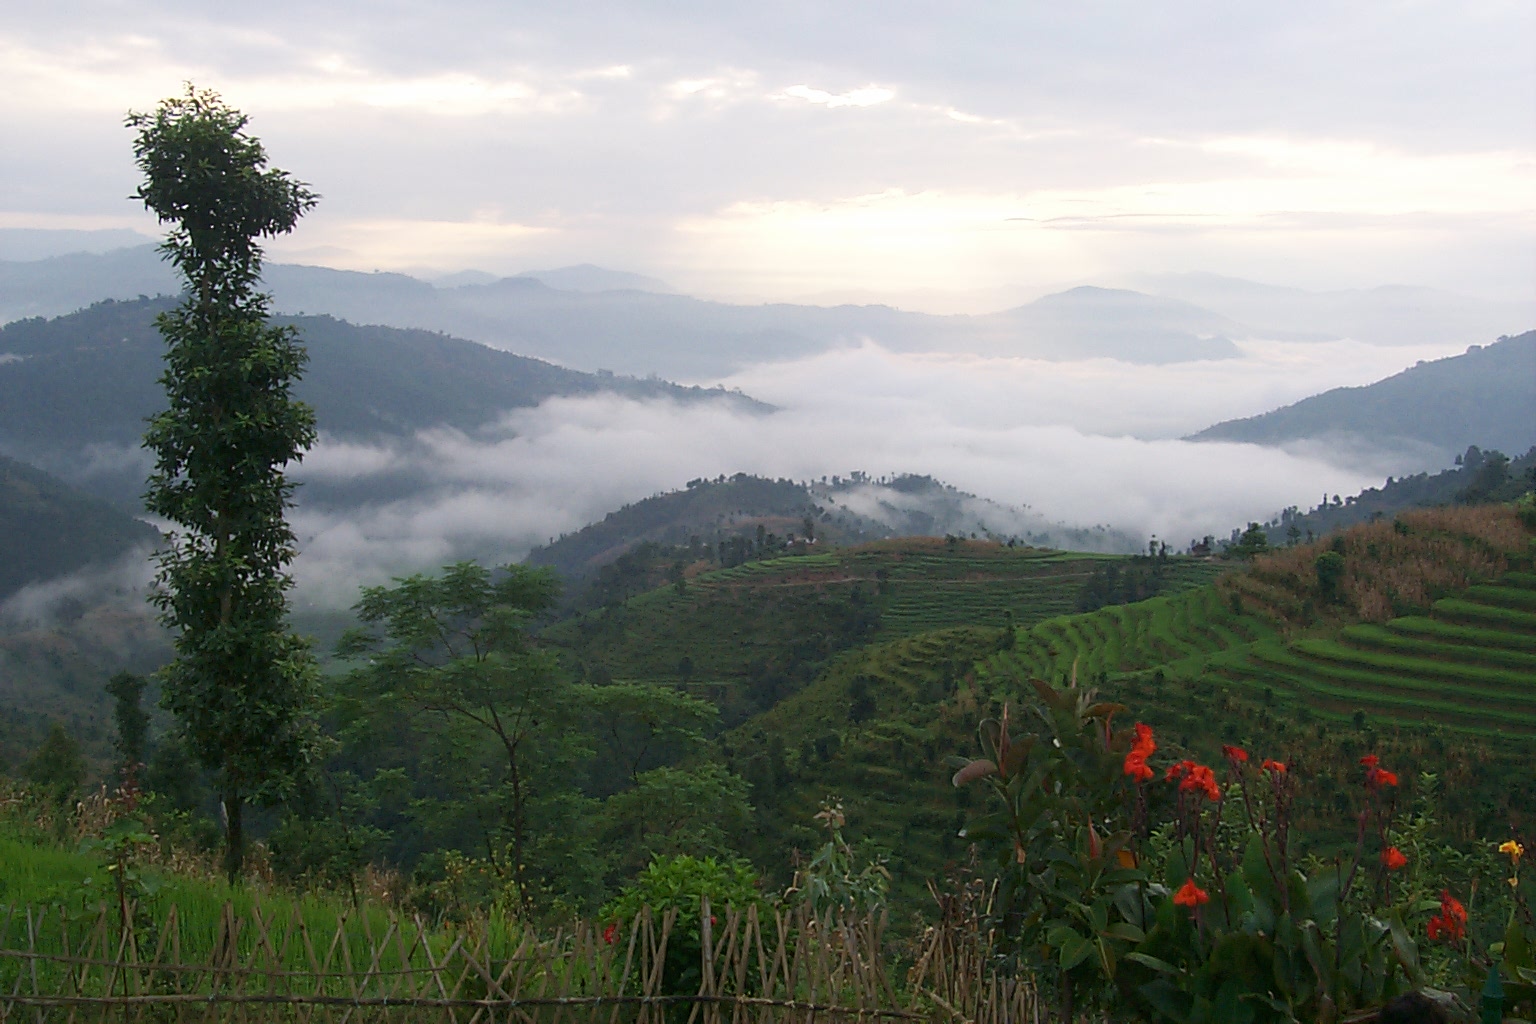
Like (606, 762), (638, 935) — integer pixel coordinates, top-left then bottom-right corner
(548, 539), (1225, 707)
(713, 503), (1535, 899)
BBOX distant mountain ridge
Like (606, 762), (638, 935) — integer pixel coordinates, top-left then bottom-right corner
(4, 246), (1316, 378)
(1130, 271), (1531, 348)
(0, 298), (766, 508)
(1187, 330), (1536, 466)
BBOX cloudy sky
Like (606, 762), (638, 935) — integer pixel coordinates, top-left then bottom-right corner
(4, 1), (1534, 310)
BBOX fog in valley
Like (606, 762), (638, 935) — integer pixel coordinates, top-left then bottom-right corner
(281, 334), (1454, 606)
(1, 0), (1531, 614)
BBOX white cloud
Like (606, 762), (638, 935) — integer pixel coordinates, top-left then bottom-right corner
(775, 84), (895, 108)
(284, 337), (1426, 605)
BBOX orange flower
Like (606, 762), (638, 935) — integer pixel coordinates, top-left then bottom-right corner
(1366, 765), (1399, 790)
(1381, 847), (1408, 871)
(1359, 754), (1379, 768)
(1173, 879), (1209, 908)
(1221, 744), (1249, 764)
(1179, 764), (1221, 801)
(1123, 723), (1156, 781)
(1261, 758), (1287, 773)
(1124, 753), (1154, 782)
(1165, 759), (1195, 783)
(1426, 890), (1466, 942)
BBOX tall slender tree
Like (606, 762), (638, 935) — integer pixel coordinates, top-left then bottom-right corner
(128, 85), (323, 881)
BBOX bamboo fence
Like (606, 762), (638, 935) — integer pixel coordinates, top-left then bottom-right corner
(0, 897), (1042, 1023)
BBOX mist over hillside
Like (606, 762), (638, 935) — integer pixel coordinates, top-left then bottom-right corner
(0, 298), (764, 508)
(1188, 330), (1536, 465)
(4, 249), (1529, 612)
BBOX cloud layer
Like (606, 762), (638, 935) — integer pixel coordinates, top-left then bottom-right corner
(284, 337), (1437, 606)
(2, 3), (1533, 306)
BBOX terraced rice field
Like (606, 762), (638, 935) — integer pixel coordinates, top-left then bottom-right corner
(689, 542), (1228, 638)
(988, 585), (1275, 684)
(979, 562), (1536, 739)
(1220, 570), (1536, 736)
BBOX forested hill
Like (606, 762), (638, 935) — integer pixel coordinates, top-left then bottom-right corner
(0, 454), (159, 602)
(1186, 330), (1536, 462)
(0, 298), (766, 506)
(525, 472), (1147, 607)
(1253, 444), (1536, 546)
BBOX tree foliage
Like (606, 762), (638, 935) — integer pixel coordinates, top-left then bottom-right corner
(128, 85), (323, 881)
(337, 562), (568, 914)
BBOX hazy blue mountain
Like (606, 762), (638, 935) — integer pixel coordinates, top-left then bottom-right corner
(0, 228), (159, 262)
(511, 264), (676, 293)
(3, 247), (1281, 378)
(974, 286), (1243, 362)
(0, 453), (159, 602)
(0, 298), (768, 507)
(1129, 272), (1531, 347)
(1188, 330), (1536, 464)
(0, 246), (178, 322)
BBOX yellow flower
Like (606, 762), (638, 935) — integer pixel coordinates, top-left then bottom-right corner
(1500, 840), (1524, 865)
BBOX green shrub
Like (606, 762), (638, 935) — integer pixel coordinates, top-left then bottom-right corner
(600, 854), (762, 1007)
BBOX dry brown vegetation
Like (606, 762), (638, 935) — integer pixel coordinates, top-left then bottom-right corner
(1223, 503), (1533, 626)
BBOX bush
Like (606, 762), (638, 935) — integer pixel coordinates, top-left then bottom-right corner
(950, 674), (1524, 1022)
(600, 854), (762, 1006)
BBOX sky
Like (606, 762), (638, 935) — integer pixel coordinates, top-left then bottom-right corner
(3, 1), (1534, 311)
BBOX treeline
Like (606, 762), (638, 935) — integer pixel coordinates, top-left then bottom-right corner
(1251, 444), (1536, 547)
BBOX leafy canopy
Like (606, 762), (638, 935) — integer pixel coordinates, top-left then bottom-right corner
(128, 85), (323, 879)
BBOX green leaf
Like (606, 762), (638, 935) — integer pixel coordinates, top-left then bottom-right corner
(1059, 932), (1094, 971)
(1103, 922), (1146, 943)
(1126, 951), (1180, 975)
(1388, 910), (1423, 986)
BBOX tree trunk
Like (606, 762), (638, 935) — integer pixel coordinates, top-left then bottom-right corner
(223, 792), (244, 884)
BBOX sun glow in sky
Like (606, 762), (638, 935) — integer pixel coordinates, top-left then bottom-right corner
(2, 2), (1534, 309)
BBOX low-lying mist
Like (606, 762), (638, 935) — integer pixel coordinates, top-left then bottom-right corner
(283, 336), (1452, 608)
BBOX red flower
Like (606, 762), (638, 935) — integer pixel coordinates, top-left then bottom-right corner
(1173, 879), (1210, 908)
(1124, 753), (1154, 782)
(1165, 759), (1195, 783)
(1426, 890), (1466, 942)
(1359, 754), (1379, 768)
(1222, 744), (1249, 764)
(1365, 766), (1399, 790)
(602, 922), (618, 945)
(1261, 758), (1287, 773)
(1123, 723), (1156, 781)
(1381, 847), (1408, 871)
(1179, 763), (1221, 801)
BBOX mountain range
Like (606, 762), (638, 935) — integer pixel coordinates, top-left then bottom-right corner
(0, 297), (764, 509)
(1188, 330), (1536, 465)
(0, 245), (1448, 379)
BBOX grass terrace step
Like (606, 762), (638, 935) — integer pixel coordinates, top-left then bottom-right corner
(1342, 624), (1536, 670)
(1462, 584), (1536, 612)
(1431, 598), (1536, 631)
(1388, 617), (1536, 654)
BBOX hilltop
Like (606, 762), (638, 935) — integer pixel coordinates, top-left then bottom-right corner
(1188, 330), (1536, 466)
(527, 472), (1147, 597)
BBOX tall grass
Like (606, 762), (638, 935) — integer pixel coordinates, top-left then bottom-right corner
(1237, 504), (1532, 624)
